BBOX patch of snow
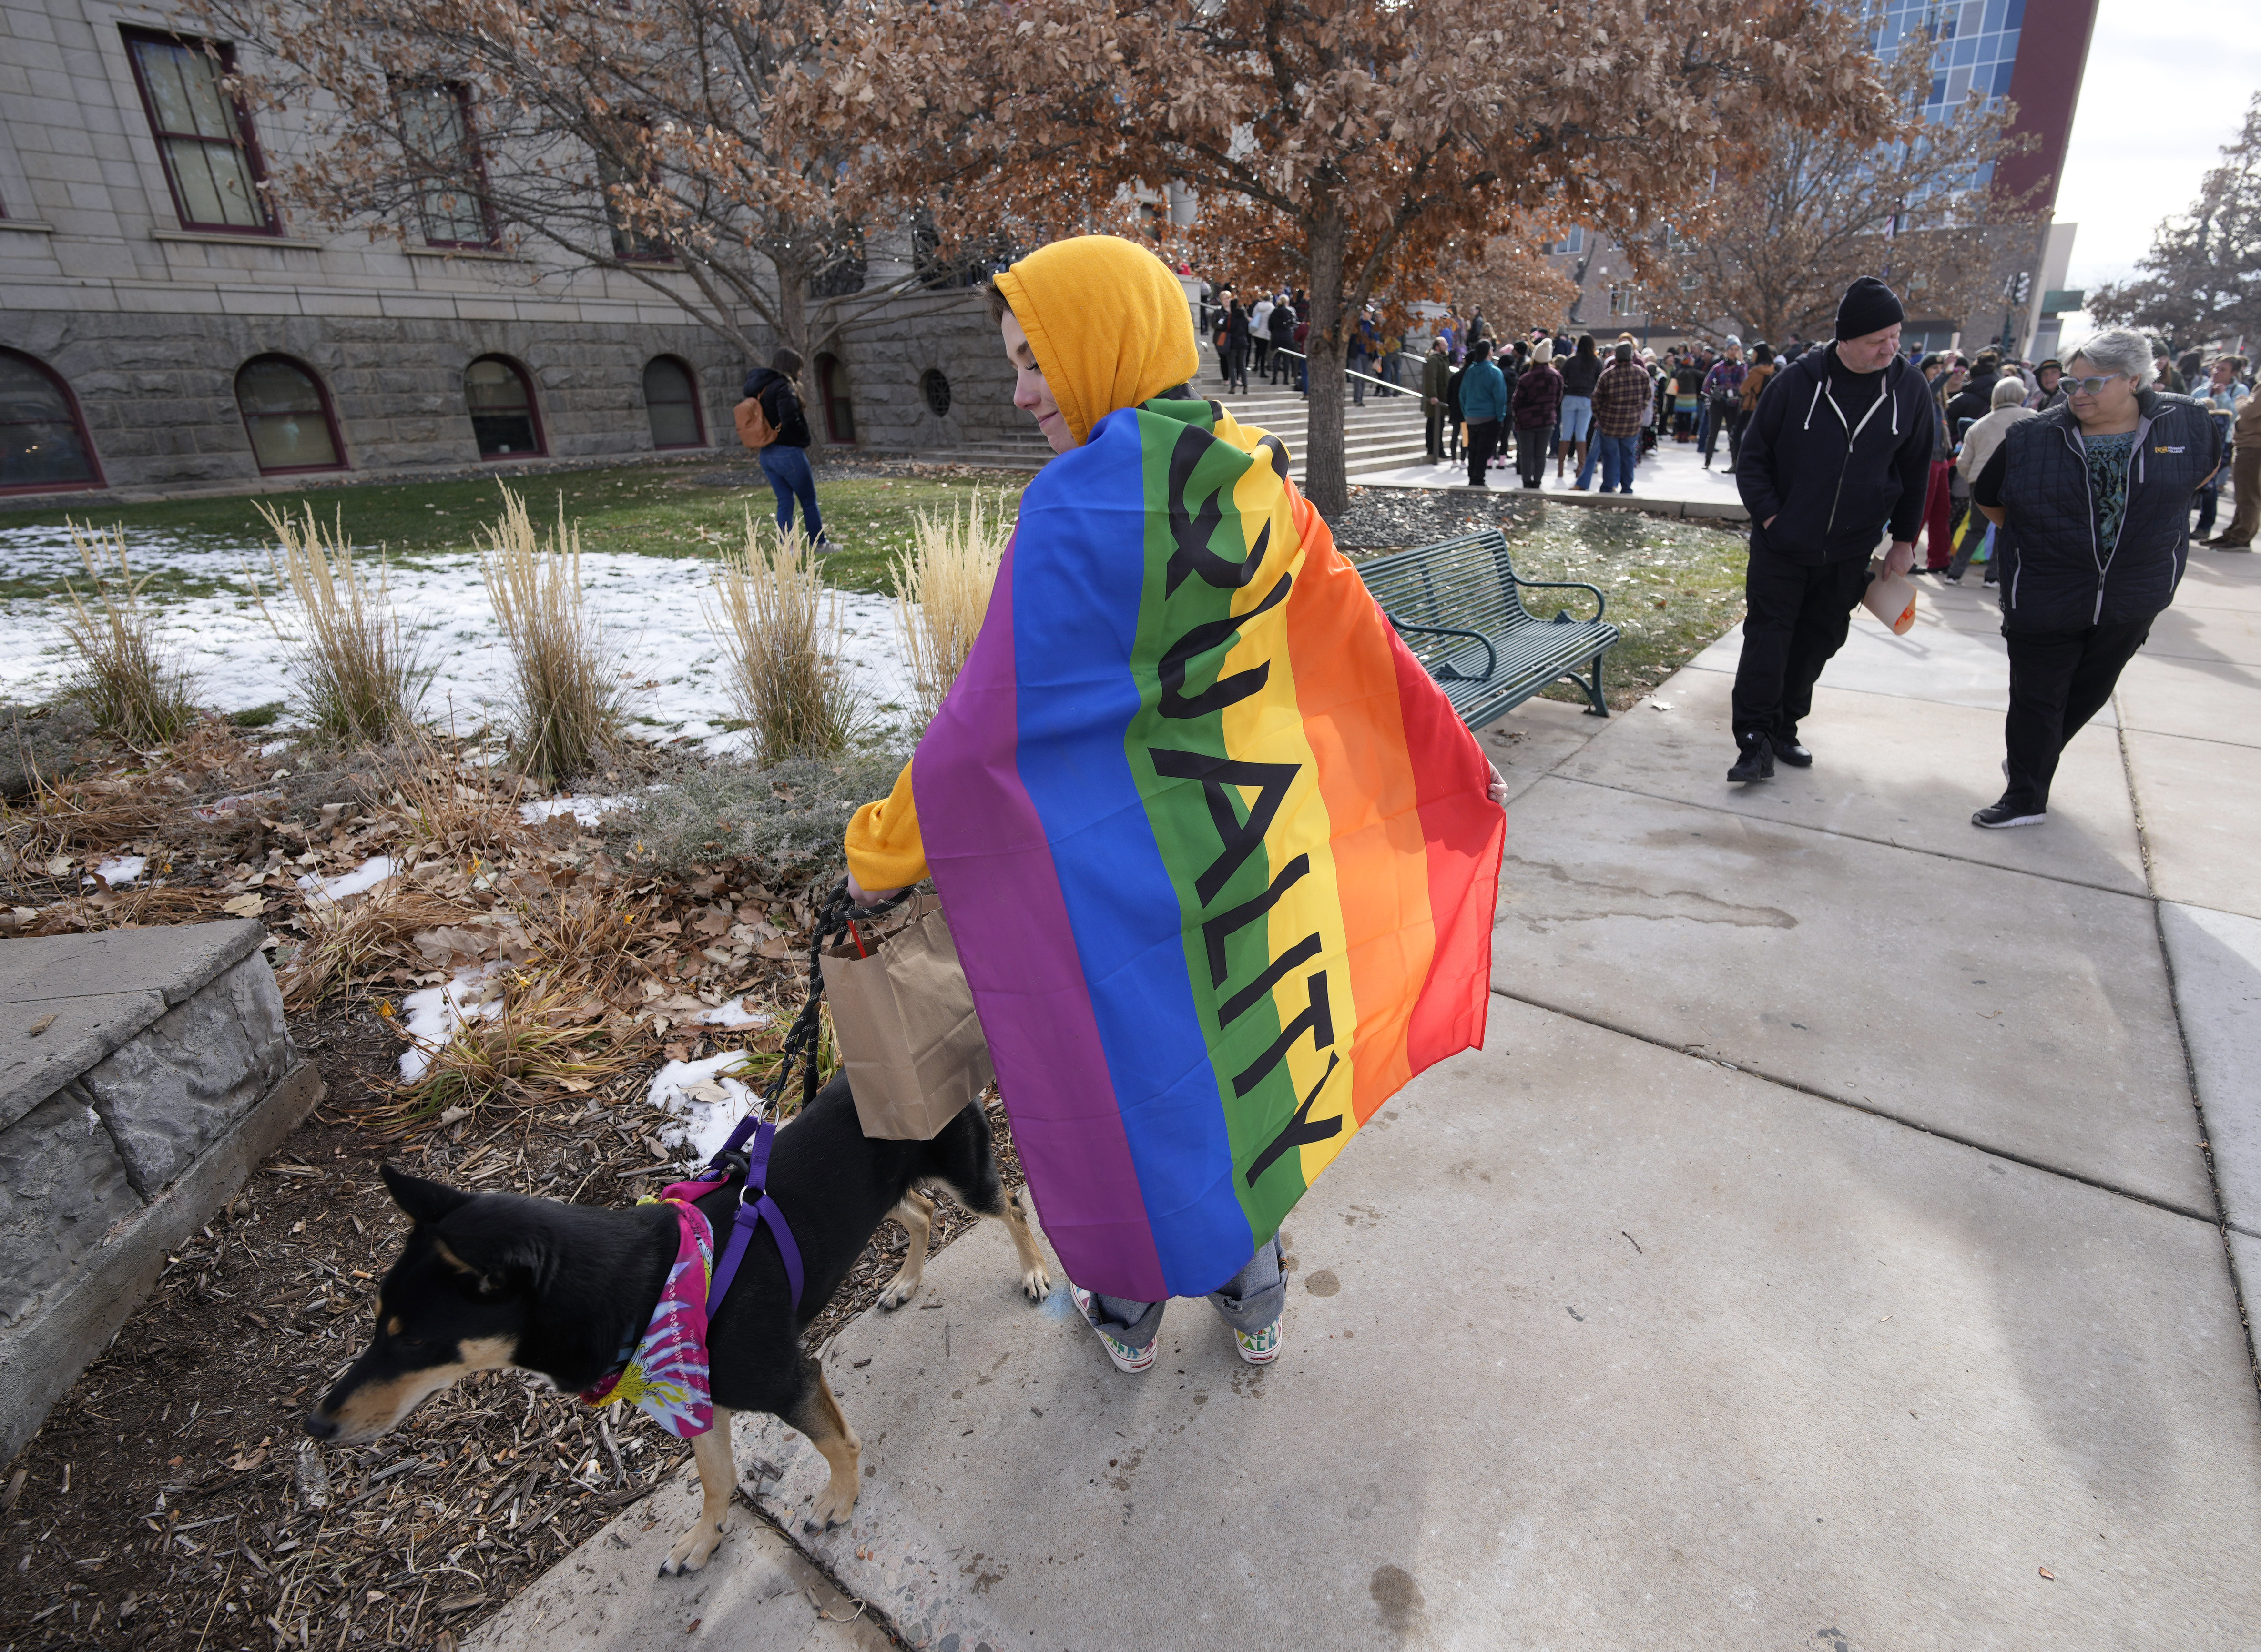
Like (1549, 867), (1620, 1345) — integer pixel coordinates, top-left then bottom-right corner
(397, 963), (505, 1084)
(297, 854), (397, 903)
(647, 1052), (768, 1164)
(0, 529), (917, 748)
(519, 795), (631, 828)
(259, 739), (294, 755)
(86, 855), (145, 887)
(697, 998), (771, 1030)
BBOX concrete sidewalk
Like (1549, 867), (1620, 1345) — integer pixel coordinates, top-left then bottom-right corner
(494, 544), (2261, 1649)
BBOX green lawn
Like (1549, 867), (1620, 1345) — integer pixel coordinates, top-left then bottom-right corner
(0, 463), (1028, 600)
(1499, 508), (1747, 710)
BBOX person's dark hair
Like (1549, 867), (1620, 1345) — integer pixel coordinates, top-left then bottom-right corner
(770, 346), (805, 377)
(983, 279), (1013, 327)
(1470, 339), (1492, 359)
(1974, 349), (2002, 373)
(1614, 342), (1634, 363)
(1752, 343), (1775, 365)
(1575, 334), (1596, 358)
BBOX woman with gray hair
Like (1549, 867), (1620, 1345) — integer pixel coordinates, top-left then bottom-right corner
(1966, 327), (2223, 827)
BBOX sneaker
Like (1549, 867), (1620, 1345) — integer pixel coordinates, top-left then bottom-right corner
(1068, 1285), (1156, 1373)
(1972, 798), (2046, 829)
(1233, 1318), (1282, 1365)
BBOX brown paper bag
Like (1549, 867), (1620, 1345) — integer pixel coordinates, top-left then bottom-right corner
(1861, 559), (1918, 636)
(819, 892), (992, 1140)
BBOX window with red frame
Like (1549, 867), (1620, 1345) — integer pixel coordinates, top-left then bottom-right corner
(815, 354), (856, 443)
(398, 82), (497, 249)
(0, 349), (102, 493)
(642, 356), (705, 448)
(123, 29), (277, 234)
(235, 355), (345, 473)
(465, 356), (544, 458)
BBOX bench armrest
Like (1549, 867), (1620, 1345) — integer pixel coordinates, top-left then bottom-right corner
(1385, 617), (1498, 683)
(1508, 574), (1608, 623)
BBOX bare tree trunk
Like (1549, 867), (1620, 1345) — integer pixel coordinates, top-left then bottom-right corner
(772, 255), (811, 366)
(1300, 218), (1350, 519)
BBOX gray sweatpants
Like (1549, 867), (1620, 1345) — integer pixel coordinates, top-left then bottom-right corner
(1085, 1236), (1286, 1348)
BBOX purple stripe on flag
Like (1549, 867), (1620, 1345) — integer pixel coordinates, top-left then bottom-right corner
(914, 544), (1166, 1301)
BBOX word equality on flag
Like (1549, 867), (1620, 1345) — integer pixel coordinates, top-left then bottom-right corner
(913, 395), (1504, 1301)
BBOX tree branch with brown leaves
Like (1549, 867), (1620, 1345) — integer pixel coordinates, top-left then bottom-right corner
(805, 0), (1894, 516)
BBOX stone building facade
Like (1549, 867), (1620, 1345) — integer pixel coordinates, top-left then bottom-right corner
(0, 0), (1029, 503)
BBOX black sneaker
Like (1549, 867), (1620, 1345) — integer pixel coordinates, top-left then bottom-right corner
(1972, 798), (2046, 829)
(1727, 734), (1774, 783)
(1770, 733), (1813, 768)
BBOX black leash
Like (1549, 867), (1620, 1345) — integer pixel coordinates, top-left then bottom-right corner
(674, 877), (914, 1315)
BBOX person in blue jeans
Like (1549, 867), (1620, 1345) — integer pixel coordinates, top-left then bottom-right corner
(742, 348), (832, 546)
(1578, 341), (1647, 492)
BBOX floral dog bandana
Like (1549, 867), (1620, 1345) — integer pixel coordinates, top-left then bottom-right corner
(579, 1199), (716, 1438)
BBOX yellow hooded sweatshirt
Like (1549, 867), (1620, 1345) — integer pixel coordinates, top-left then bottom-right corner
(843, 236), (1201, 891)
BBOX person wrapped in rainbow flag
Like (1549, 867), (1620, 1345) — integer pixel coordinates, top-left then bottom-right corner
(844, 235), (1507, 1373)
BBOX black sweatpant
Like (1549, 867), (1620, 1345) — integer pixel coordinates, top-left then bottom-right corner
(1467, 419), (1501, 487)
(2000, 618), (2153, 811)
(1515, 426), (1549, 486)
(1730, 549), (1871, 743)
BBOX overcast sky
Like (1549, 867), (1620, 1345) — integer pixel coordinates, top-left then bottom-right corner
(2053, 0), (2261, 293)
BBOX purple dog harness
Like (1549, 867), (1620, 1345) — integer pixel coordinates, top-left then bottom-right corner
(661, 1112), (805, 1317)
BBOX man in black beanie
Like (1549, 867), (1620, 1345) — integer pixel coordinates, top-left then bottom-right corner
(1727, 276), (1934, 781)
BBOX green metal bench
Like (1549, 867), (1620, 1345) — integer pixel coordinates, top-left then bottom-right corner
(1355, 527), (1619, 722)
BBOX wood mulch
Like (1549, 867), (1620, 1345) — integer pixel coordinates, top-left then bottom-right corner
(0, 722), (1014, 1652)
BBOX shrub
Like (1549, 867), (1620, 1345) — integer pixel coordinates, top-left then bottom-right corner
(617, 750), (905, 881)
(707, 512), (863, 765)
(478, 486), (625, 784)
(56, 522), (197, 747)
(0, 699), (102, 801)
(252, 501), (433, 742)
(892, 486), (1007, 725)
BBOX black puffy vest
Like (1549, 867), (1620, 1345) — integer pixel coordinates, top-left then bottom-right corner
(1995, 392), (2223, 633)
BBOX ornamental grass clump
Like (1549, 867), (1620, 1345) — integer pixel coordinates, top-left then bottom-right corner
(56, 521), (198, 747)
(479, 486), (625, 784)
(892, 486), (1006, 725)
(707, 511), (862, 765)
(252, 501), (433, 742)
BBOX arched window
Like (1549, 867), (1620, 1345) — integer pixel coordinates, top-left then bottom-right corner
(464, 356), (544, 458)
(234, 355), (343, 474)
(642, 356), (704, 449)
(0, 349), (102, 494)
(815, 353), (855, 444)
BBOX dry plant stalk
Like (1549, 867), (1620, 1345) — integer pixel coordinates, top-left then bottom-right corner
(707, 511), (861, 764)
(388, 724), (525, 851)
(56, 521), (197, 747)
(388, 970), (630, 1119)
(251, 501), (432, 741)
(892, 487), (1006, 724)
(279, 881), (479, 1009)
(479, 486), (624, 784)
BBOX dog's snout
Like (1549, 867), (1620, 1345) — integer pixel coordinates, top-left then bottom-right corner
(302, 1410), (340, 1442)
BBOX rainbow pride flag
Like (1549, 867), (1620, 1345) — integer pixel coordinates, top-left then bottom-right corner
(914, 396), (1503, 1302)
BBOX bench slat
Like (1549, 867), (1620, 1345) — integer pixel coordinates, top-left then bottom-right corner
(1355, 526), (1619, 722)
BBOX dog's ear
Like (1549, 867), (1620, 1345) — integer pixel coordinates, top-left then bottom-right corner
(429, 1221), (544, 1300)
(381, 1163), (473, 1227)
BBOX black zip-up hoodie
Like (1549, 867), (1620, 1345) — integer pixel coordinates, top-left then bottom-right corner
(1735, 343), (1935, 562)
(740, 367), (813, 448)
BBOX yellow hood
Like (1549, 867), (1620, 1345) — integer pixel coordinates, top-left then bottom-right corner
(992, 235), (1200, 449)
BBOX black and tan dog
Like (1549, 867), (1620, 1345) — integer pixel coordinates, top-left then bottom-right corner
(305, 1073), (1050, 1573)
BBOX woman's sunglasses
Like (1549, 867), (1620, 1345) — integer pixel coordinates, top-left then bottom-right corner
(2064, 372), (2125, 395)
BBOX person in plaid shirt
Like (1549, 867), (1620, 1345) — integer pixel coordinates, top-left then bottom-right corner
(1577, 342), (1650, 493)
